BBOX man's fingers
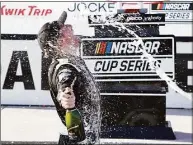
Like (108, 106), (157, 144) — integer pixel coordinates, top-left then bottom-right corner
(58, 11), (67, 24)
(61, 96), (75, 102)
(62, 104), (75, 109)
(64, 87), (71, 94)
(64, 88), (74, 95)
(61, 99), (75, 104)
(61, 101), (75, 109)
(62, 104), (74, 109)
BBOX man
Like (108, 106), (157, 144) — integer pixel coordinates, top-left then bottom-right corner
(37, 11), (101, 144)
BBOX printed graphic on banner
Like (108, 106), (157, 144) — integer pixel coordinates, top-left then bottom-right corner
(150, 2), (193, 22)
(0, 5), (52, 16)
(81, 36), (175, 80)
(88, 13), (165, 25)
(67, 2), (117, 14)
(83, 38), (173, 56)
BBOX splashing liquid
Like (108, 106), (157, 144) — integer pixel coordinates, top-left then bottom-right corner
(77, 59), (101, 145)
(89, 15), (191, 100)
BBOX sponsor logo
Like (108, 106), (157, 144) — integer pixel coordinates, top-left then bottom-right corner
(143, 15), (162, 21)
(153, 3), (191, 10)
(81, 37), (175, 80)
(151, 3), (192, 22)
(126, 16), (143, 21)
(88, 14), (165, 24)
(0, 5), (52, 16)
(67, 2), (116, 13)
(95, 41), (161, 55)
(125, 14), (164, 22)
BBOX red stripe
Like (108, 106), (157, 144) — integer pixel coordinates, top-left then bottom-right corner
(100, 42), (106, 55)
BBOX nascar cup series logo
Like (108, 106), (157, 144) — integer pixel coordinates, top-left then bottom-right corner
(94, 41), (160, 55)
(151, 2), (193, 22)
(81, 37), (175, 80)
(155, 3), (191, 10)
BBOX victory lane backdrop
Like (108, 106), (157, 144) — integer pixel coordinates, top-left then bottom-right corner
(1, 35), (192, 106)
(1, 1), (193, 108)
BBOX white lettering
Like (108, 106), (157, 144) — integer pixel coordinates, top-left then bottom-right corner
(111, 42), (120, 54)
(119, 42), (127, 54)
(110, 41), (161, 54)
(145, 15), (162, 21)
(127, 16), (142, 21)
(165, 3), (190, 10)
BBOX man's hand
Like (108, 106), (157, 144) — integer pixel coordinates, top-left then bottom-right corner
(57, 87), (75, 109)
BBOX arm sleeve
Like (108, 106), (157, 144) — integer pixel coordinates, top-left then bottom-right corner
(48, 61), (80, 126)
(56, 66), (77, 92)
